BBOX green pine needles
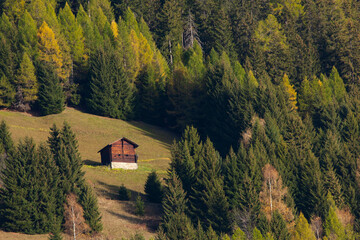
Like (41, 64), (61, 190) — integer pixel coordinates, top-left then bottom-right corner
(0, 121), (102, 235)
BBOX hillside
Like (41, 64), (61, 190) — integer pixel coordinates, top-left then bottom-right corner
(0, 107), (177, 239)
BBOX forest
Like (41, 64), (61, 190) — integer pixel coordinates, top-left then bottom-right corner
(1, 0), (360, 239)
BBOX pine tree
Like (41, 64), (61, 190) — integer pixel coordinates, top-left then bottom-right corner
(292, 212), (316, 240)
(232, 227), (247, 240)
(253, 227), (264, 240)
(37, 21), (65, 80)
(324, 194), (346, 239)
(0, 120), (13, 154)
(144, 171), (164, 203)
(189, 138), (231, 234)
(282, 74), (297, 111)
(14, 52), (38, 110)
(36, 63), (64, 115)
(270, 210), (290, 240)
(87, 40), (133, 119)
(17, 11), (38, 58)
(0, 74), (15, 107)
(78, 184), (103, 233)
(58, 2), (85, 63)
(160, 171), (196, 239)
(60, 122), (84, 189)
(252, 14), (290, 83)
(0, 138), (58, 234)
(0, 32), (15, 84)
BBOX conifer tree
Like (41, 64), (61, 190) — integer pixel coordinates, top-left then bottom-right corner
(270, 210), (290, 240)
(189, 138), (231, 234)
(169, 126), (200, 200)
(292, 212), (316, 240)
(0, 32), (15, 85)
(37, 21), (65, 80)
(282, 74), (297, 111)
(0, 120), (13, 154)
(157, 0), (184, 64)
(160, 171), (196, 239)
(0, 138), (58, 234)
(77, 4), (102, 53)
(17, 11), (38, 58)
(252, 14), (290, 83)
(253, 227), (264, 240)
(232, 227), (247, 240)
(60, 122), (84, 189)
(78, 184), (102, 233)
(324, 194), (346, 239)
(144, 170), (164, 204)
(87, 40), (133, 119)
(14, 52), (38, 110)
(58, 2), (85, 63)
(0, 74), (15, 107)
(36, 63), (64, 115)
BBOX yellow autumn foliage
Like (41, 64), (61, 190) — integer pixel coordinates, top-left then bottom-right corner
(282, 73), (298, 111)
(110, 20), (118, 39)
(37, 21), (64, 79)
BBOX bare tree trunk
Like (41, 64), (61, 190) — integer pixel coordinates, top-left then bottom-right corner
(169, 40), (173, 65)
(72, 206), (76, 240)
(268, 179), (273, 214)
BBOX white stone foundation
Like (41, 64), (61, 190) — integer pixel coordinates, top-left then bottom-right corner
(111, 162), (138, 170)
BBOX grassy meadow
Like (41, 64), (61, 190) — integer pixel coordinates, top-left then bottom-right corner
(0, 108), (177, 239)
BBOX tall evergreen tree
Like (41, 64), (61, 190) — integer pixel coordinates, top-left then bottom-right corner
(159, 171), (196, 239)
(36, 63), (64, 115)
(86, 39), (133, 119)
(78, 183), (102, 233)
(189, 138), (231, 234)
(14, 52), (38, 111)
(0, 138), (58, 234)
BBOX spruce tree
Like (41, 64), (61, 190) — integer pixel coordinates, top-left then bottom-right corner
(270, 210), (290, 240)
(0, 120), (13, 154)
(78, 184), (103, 233)
(61, 122), (84, 189)
(292, 212), (316, 240)
(87, 39), (133, 119)
(0, 138), (58, 234)
(160, 171), (196, 239)
(144, 171), (164, 203)
(189, 138), (231, 234)
(58, 2), (85, 63)
(0, 74), (14, 108)
(17, 11), (38, 58)
(36, 62), (65, 116)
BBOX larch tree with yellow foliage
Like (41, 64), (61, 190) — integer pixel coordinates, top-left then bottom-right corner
(14, 52), (38, 111)
(37, 21), (64, 80)
(58, 2), (85, 63)
(282, 73), (297, 111)
(292, 213), (316, 240)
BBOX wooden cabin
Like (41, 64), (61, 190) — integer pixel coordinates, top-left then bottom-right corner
(98, 138), (139, 169)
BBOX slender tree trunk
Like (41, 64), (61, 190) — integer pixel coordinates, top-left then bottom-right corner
(169, 40), (173, 65)
(72, 206), (76, 240)
(268, 179), (273, 214)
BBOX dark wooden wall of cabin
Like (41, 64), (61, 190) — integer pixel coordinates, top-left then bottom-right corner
(100, 146), (111, 165)
(111, 140), (136, 163)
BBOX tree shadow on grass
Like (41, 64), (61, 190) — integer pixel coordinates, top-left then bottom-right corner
(107, 202), (161, 232)
(83, 159), (102, 166)
(96, 180), (144, 202)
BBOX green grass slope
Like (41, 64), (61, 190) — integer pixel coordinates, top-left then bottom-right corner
(0, 107), (177, 239)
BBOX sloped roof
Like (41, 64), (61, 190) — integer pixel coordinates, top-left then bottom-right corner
(98, 137), (139, 153)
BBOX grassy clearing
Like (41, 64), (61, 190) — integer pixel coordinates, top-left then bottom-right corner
(0, 108), (177, 239)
